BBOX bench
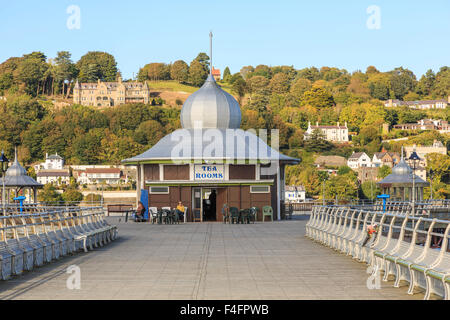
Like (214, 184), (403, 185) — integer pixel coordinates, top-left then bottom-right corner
(106, 204), (134, 217)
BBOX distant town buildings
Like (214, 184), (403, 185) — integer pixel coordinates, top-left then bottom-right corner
(285, 186), (306, 203)
(304, 121), (349, 143)
(211, 67), (221, 81)
(372, 151), (400, 168)
(404, 140), (447, 168)
(73, 77), (150, 107)
(33, 153), (133, 187)
(384, 96), (449, 109)
(393, 119), (450, 133)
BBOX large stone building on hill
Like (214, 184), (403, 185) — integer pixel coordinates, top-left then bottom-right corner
(73, 77), (150, 107)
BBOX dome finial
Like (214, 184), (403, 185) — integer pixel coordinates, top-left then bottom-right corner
(401, 145), (404, 161)
(209, 30), (213, 75)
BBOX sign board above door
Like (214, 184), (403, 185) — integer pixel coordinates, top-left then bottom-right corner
(194, 164), (224, 180)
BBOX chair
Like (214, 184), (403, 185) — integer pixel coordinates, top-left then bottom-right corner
(262, 206), (273, 222)
(183, 207), (188, 223)
(240, 209), (250, 224)
(148, 207), (158, 224)
(249, 207), (258, 223)
(222, 204), (229, 224)
(161, 207), (171, 224)
(229, 207), (239, 224)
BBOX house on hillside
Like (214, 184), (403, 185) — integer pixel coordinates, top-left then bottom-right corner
(285, 186), (306, 203)
(211, 67), (221, 81)
(347, 152), (372, 169)
(372, 151), (400, 168)
(75, 168), (124, 185)
(385, 97), (449, 109)
(37, 170), (70, 186)
(73, 76), (150, 107)
(304, 121), (349, 143)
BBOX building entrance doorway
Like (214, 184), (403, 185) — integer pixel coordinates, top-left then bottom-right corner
(202, 188), (217, 221)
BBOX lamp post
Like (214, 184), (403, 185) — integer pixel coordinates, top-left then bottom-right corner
(428, 168), (434, 201)
(0, 150), (9, 215)
(408, 151), (421, 216)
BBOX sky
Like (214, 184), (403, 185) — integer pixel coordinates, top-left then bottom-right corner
(1, 0), (449, 79)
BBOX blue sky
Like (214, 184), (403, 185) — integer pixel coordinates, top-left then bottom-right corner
(1, 0), (449, 79)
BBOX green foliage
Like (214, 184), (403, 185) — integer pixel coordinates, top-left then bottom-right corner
(62, 186), (84, 204)
(38, 184), (63, 204)
(378, 165), (392, 179)
(302, 87), (334, 108)
(170, 60), (189, 83)
(188, 60), (208, 87)
(360, 181), (381, 200)
(325, 174), (359, 199)
(76, 51), (117, 82)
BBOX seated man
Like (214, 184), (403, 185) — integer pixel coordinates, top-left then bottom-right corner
(135, 201), (146, 222)
(175, 201), (185, 221)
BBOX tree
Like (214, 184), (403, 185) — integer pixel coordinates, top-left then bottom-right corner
(76, 51), (117, 82)
(432, 66), (450, 98)
(246, 76), (270, 95)
(17, 52), (48, 96)
(251, 65), (271, 79)
(378, 165), (391, 179)
(231, 76), (247, 104)
(367, 73), (391, 100)
(223, 66), (231, 81)
(302, 87), (334, 109)
(194, 52), (210, 71)
(170, 60), (189, 83)
(416, 69), (435, 96)
(325, 174), (359, 200)
(144, 63), (170, 81)
(54, 51), (77, 98)
(389, 67), (417, 100)
(304, 129), (334, 152)
(38, 184), (63, 204)
(188, 60), (208, 87)
(269, 73), (290, 94)
(360, 181), (381, 200)
(290, 78), (312, 99)
(62, 186), (84, 204)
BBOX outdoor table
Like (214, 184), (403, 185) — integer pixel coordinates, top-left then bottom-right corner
(239, 209), (248, 224)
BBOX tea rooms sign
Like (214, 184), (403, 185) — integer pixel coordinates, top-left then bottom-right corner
(194, 164), (224, 180)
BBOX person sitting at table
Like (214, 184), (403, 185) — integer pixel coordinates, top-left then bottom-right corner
(135, 201), (146, 222)
(175, 201), (185, 221)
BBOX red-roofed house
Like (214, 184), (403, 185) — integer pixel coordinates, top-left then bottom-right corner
(211, 67), (221, 81)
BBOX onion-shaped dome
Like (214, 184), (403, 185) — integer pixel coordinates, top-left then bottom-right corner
(180, 74), (241, 129)
(6, 155), (27, 177)
(392, 159), (412, 176)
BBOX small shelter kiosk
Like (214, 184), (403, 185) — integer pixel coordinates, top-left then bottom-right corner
(123, 73), (299, 221)
(377, 152), (428, 202)
(0, 149), (43, 203)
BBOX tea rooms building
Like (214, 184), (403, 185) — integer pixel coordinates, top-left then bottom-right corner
(122, 74), (300, 222)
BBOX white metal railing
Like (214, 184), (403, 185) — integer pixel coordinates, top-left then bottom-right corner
(0, 206), (118, 281)
(306, 205), (450, 300)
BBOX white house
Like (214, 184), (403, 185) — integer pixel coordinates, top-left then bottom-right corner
(304, 121), (349, 143)
(347, 152), (372, 169)
(36, 169), (70, 186)
(285, 186), (306, 203)
(75, 168), (122, 185)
